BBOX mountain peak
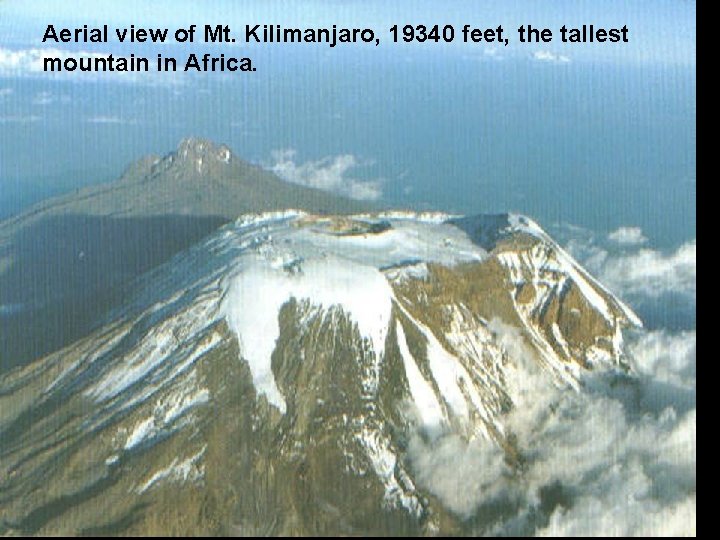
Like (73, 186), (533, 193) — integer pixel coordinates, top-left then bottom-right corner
(160, 137), (234, 176)
(175, 137), (233, 165)
(136, 137), (236, 179)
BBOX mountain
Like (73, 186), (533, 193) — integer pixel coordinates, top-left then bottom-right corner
(0, 210), (641, 536)
(0, 139), (371, 369)
(0, 138), (368, 223)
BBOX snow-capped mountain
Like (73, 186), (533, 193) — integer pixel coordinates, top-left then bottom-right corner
(0, 210), (641, 535)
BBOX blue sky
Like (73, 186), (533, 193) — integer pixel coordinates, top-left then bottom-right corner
(0, 0), (696, 248)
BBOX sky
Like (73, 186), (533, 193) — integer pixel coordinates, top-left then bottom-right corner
(0, 1), (696, 241)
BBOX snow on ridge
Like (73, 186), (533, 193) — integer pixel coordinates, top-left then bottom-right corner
(230, 209), (461, 233)
(125, 416), (155, 450)
(508, 213), (546, 236)
(233, 209), (306, 229)
(361, 210), (460, 223)
(293, 219), (487, 269)
(396, 322), (446, 428)
(121, 369), (210, 452)
(356, 424), (423, 517)
(72, 211), (486, 421)
(507, 213), (641, 327)
(84, 295), (221, 402)
(137, 445), (207, 494)
(394, 303), (494, 439)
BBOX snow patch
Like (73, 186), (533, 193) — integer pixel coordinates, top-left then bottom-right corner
(222, 257), (394, 413)
(137, 445), (207, 493)
(395, 322), (446, 427)
(124, 416), (155, 450)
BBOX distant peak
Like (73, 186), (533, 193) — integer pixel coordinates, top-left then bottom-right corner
(175, 137), (233, 165)
(140, 137), (237, 178)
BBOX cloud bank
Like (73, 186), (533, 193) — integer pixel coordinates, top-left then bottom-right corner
(407, 322), (696, 536)
(267, 149), (383, 200)
(571, 236), (696, 302)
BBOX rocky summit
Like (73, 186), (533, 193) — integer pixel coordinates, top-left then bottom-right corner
(0, 210), (641, 535)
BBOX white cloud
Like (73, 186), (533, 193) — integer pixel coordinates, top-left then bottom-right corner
(591, 240), (695, 300)
(0, 87), (13, 98)
(533, 50), (571, 63)
(623, 332), (696, 421)
(0, 115), (41, 124)
(407, 323), (696, 536)
(607, 226), (648, 246)
(0, 46), (86, 74)
(533, 400), (696, 537)
(561, 225), (696, 302)
(0, 46), (178, 85)
(85, 115), (138, 125)
(408, 433), (508, 518)
(267, 149), (383, 201)
(630, 330), (695, 384)
(461, 49), (505, 63)
(31, 91), (66, 106)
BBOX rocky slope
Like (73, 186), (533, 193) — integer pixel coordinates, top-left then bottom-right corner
(0, 211), (641, 535)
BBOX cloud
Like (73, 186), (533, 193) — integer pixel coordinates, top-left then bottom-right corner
(85, 115), (138, 125)
(0, 46), (82, 74)
(31, 90), (69, 106)
(533, 50), (571, 64)
(462, 48), (504, 62)
(266, 149), (383, 201)
(406, 322), (696, 536)
(559, 224), (696, 303)
(630, 330), (695, 385)
(0, 87), (12, 98)
(408, 433), (508, 519)
(0, 46), (178, 85)
(0, 115), (41, 124)
(627, 330), (696, 415)
(607, 226), (648, 246)
(588, 240), (695, 300)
